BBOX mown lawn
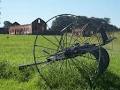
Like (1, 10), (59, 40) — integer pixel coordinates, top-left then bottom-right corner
(0, 33), (120, 90)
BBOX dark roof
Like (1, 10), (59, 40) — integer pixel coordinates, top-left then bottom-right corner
(32, 18), (46, 24)
(12, 22), (20, 26)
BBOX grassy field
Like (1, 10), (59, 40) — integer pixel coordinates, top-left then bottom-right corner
(0, 33), (120, 90)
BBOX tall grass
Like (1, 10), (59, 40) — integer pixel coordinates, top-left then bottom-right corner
(0, 33), (120, 90)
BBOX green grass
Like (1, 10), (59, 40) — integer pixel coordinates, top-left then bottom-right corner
(0, 33), (120, 90)
(0, 35), (35, 65)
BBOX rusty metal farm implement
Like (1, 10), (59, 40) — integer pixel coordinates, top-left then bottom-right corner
(19, 14), (115, 88)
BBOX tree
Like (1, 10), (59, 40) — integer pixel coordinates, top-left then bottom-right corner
(51, 15), (75, 32)
(50, 15), (119, 33)
(4, 21), (12, 28)
(103, 17), (111, 24)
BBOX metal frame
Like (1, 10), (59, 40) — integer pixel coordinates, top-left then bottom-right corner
(19, 14), (114, 88)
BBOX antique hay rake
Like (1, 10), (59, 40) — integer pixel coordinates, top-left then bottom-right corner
(19, 14), (115, 88)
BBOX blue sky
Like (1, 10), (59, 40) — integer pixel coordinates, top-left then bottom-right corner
(0, 0), (120, 27)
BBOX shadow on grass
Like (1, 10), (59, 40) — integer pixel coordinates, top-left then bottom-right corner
(75, 65), (120, 90)
(74, 63), (120, 90)
(95, 71), (120, 90)
(38, 66), (120, 90)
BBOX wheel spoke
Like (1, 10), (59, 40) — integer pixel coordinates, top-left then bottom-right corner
(59, 60), (64, 73)
(60, 34), (66, 50)
(53, 35), (60, 44)
(68, 33), (74, 46)
(36, 55), (48, 58)
(35, 44), (57, 51)
(65, 58), (68, 71)
(65, 32), (68, 48)
(41, 35), (59, 47)
(67, 59), (74, 72)
(57, 35), (64, 51)
(73, 58), (82, 65)
(42, 49), (51, 55)
(70, 58), (80, 72)
(73, 36), (79, 43)
(80, 54), (96, 60)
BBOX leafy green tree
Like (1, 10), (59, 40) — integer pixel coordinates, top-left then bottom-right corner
(103, 17), (111, 23)
(50, 15), (119, 33)
(51, 16), (75, 32)
(4, 21), (12, 28)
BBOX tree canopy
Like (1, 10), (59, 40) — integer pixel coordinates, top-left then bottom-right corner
(51, 15), (75, 32)
(51, 15), (119, 32)
(3, 21), (12, 28)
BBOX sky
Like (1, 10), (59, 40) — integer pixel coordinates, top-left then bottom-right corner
(0, 0), (120, 27)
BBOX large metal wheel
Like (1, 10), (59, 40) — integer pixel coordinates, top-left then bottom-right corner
(33, 14), (110, 88)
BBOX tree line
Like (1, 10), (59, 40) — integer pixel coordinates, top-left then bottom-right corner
(51, 15), (120, 33)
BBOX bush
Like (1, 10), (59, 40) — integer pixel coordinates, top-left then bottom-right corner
(0, 61), (17, 79)
(0, 60), (35, 82)
(18, 66), (35, 82)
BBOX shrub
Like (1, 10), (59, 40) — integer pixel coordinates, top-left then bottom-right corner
(0, 60), (35, 82)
